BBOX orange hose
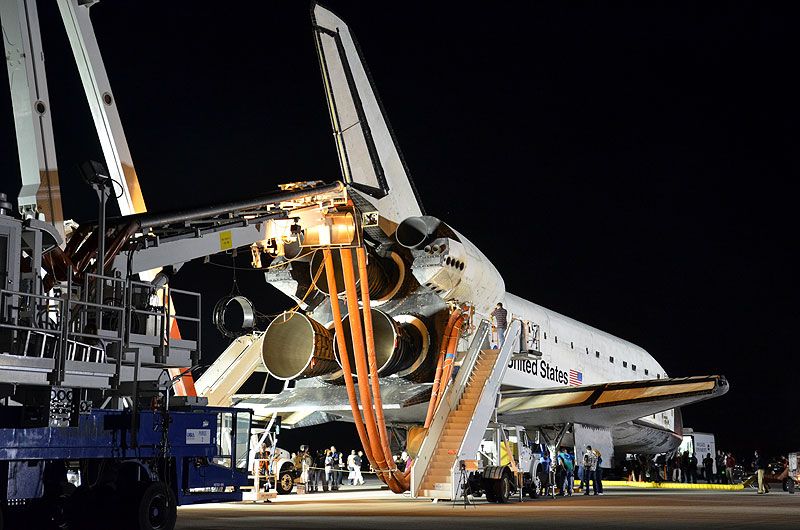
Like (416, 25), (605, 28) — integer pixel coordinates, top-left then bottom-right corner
(322, 249), (378, 471)
(357, 247), (410, 491)
(339, 248), (403, 492)
(424, 308), (463, 428)
(435, 313), (465, 412)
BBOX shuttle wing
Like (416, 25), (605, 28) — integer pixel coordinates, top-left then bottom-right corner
(312, 3), (424, 224)
(497, 375), (729, 428)
(233, 380), (432, 428)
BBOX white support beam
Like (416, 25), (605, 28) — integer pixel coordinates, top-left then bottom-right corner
(56, 0), (147, 217)
(1, 0), (64, 240)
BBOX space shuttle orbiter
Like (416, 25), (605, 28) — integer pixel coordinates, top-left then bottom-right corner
(222, 3), (728, 477)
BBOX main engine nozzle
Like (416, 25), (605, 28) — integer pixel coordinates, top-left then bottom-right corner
(309, 248), (397, 300)
(261, 312), (339, 380)
(334, 308), (415, 377)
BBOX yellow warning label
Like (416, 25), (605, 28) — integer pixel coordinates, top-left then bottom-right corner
(220, 231), (232, 250)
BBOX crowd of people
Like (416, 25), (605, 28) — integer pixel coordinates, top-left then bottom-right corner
(254, 442), (793, 496)
(656, 449), (739, 484)
(543, 446), (605, 496)
(254, 444), (413, 493)
(542, 445), (795, 497)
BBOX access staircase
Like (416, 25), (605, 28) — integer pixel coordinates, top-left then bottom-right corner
(194, 332), (266, 406)
(418, 348), (498, 497)
(412, 319), (521, 500)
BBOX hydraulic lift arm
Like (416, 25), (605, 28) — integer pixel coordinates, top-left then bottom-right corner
(56, 0), (147, 217)
(1, 0), (64, 240)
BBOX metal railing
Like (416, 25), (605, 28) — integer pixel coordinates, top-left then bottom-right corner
(163, 286), (202, 367)
(454, 320), (521, 463)
(411, 320), (490, 497)
(1, 265), (202, 387)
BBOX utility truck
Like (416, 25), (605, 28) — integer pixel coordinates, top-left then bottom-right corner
(462, 423), (549, 503)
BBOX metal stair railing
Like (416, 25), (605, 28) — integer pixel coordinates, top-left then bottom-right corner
(411, 320), (490, 497)
(447, 319), (521, 498)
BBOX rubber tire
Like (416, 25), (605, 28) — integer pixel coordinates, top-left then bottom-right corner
(483, 479), (498, 503)
(537, 471), (548, 497)
(66, 485), (96, 530)
(494, 475), (512, 503)
(133, 482), (177, 530)
(276, 472), (294, 495)
(530, 475), (541, 499)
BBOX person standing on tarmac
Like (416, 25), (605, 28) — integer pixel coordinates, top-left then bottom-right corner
(353, 450), (365, 485)
(703, 453), (714, 483)
(347, 450), (357, 485)
(688, 452), (698, 484)
(558, 447), (574, 496)
(725, 452), (736, 484)
(314, 449), (327, 492)
(325, 448), (336, 491)
(754, 450), (770, 494)
(582, 446), (598, 495)
(593, 448), (604, 494)
(715, 449), (726, 483)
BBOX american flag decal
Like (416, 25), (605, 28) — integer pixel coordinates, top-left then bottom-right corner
(569, 369), (583, 386)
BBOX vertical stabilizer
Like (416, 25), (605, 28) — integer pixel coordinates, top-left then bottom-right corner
(312, 3), (424, 224)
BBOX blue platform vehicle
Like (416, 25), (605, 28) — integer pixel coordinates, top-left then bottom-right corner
(0, 205), (252, 530)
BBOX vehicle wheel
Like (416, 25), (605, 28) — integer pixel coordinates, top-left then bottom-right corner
(66, 485), (96, 530)
(530, 475), (541, 499)
(493, 475), (512, 503)
(276, 472), (294, 495)
(537, 471), (548, 496)
(133, 482), (177, 530)
(483, 479), (497, 503)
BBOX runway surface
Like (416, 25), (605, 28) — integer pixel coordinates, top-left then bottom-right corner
(176, 481), (800, 529)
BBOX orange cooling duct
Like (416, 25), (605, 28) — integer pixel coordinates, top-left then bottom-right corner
(339, 247), (403, 492)
(322, 249), (379, 474)
(424, 307), (463, 428)
(356, 246), (411, 490)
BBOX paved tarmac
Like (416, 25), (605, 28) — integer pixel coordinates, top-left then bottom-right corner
(176, 479), (800, 529)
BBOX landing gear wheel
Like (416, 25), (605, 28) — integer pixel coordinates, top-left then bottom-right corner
(134, 482), (177, 530)
(276, 472), (294, 495)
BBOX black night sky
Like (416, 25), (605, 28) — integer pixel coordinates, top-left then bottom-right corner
(1, 2), (796, 460)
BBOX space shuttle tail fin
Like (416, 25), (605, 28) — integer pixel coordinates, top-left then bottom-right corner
(312, 3), (424, 225)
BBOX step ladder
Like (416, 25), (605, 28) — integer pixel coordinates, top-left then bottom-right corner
(412, 319), (521, 499)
